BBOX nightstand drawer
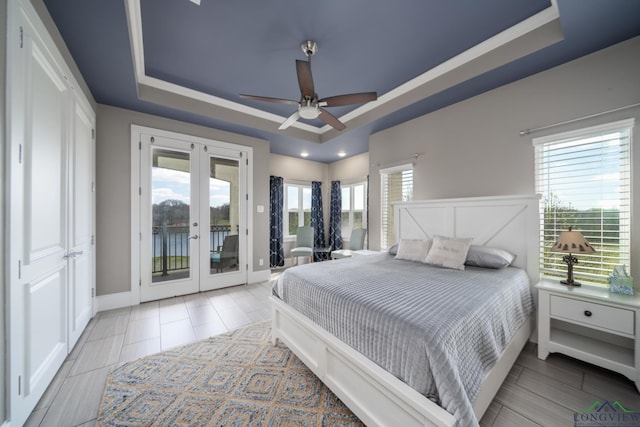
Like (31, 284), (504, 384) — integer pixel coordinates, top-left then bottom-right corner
(550, 295), (635, 335)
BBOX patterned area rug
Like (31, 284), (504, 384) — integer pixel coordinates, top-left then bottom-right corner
(97, 321), (363, 426)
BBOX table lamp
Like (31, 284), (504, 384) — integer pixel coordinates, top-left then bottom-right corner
(551, 227), (596, 287)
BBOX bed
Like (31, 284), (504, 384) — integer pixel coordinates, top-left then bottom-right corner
(270, 194), (540, 427)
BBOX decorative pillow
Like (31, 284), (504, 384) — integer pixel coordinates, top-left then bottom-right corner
(388, 243), (399, 256)
(424, 236), (473, 270)
(394, 239), (431, 262)
(465, 245), (516, 269)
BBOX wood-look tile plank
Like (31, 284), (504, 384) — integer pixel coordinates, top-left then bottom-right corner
(130, 300), (159, 320)
(216, 306), (253, 330)
(159, 303), (189, 324)
(515, 348), (584, 389)
(505, 364), (523, 384)
(582, 368), (640, 407)
(516, 368), (600, 412)
(70, 334), (124, 376)
(35, 360), (74, 410)
(494, 382), (574, 427)
(119, 337), (162, 363)
(479, 401), (501, 427)
(160, 318), (196, 350)
(38, 367), (110, 427)
(193, 321), (229, 340)
(186, 303), (224, 326)
(492, 407), (542, 427)
(87, 313), (130, 341)
(124, 316), (160, 344)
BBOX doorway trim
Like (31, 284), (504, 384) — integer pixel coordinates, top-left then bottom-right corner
(130, 125), (254, 304)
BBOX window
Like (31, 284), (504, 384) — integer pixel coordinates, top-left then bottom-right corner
(341, 182), (367, 236)
(380, 165), (413, 249)
(284, 183), (311, 237)
(534, 119), (632, 285)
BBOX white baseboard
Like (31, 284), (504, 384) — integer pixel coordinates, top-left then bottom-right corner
(96, 290), (137, 313)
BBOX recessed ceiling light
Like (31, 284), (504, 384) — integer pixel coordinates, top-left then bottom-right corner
(338, 151), (346, 157)
(300, 151), (309, 158)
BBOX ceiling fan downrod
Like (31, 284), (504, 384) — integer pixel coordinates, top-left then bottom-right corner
(301, 40), (318, 58)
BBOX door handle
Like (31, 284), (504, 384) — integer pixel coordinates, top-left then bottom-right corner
(63, 250), (85, 259)
(188, 235), (199, 240)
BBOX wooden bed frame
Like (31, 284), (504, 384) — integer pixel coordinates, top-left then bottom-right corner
(271, 194), (540, 426)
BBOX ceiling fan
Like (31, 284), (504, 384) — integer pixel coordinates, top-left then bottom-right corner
(240, 41), (377, 131)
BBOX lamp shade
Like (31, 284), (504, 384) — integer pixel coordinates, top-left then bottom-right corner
(551, 227), (596, 254)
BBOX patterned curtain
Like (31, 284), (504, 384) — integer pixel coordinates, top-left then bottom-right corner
(269, 176), (284, 267)
(366, 174), (370, 250)
(311, 181), (326, 252)
(329, 181), (343, 250)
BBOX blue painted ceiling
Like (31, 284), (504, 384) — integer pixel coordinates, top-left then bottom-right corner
(43, 0), (640, 163)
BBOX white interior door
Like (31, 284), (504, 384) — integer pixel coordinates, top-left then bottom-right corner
(68, 99), (95, 347)
(9, 20), (70, 424)
(139, 133), (248, 301)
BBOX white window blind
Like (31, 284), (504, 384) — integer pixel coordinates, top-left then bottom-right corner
(534, 119), (632, 285)
(380, 165), (413, 249)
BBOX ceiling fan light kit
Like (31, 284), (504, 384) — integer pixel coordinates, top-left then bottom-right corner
(240, 40), (377, 131)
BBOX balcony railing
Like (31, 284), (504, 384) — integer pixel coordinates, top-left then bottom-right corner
(152, 224), (231, 275)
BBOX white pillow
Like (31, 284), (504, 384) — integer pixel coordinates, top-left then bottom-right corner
(395, 239), (431, 262)
(424, 236), (473, 270)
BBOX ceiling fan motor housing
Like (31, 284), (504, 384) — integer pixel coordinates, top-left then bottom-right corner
(299, 105), (320, 119)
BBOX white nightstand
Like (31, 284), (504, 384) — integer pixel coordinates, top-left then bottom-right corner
(536, 279), (640, 392)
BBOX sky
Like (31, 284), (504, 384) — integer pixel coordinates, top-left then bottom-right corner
(152, 167), (230, 208)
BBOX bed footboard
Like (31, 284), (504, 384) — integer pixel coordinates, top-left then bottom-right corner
(271, 295), (457, 427)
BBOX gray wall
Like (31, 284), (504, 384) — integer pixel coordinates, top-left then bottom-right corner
(369, 36), (640, 281)
(96, 104), (270, 296)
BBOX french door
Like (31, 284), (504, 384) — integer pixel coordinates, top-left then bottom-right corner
(139, 133), (248, 302)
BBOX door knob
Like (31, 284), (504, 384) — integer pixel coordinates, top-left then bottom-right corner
(188, 235), (199, 240)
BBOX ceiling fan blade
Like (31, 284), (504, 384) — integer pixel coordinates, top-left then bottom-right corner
(278, 111), (300, 130)
(296, 60), (315, 98)
(319, 92), (377, 107)
(239, 94), (299, 106)
(319, 109), (346, 131)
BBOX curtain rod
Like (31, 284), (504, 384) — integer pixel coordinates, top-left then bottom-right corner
(519, 103), (640, 136)
(371, 152), (423, 169)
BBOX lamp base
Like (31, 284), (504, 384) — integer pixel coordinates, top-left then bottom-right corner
(560, 279), (581, 287)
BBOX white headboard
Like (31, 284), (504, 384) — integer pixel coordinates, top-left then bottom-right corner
(394, 194), (540, 284)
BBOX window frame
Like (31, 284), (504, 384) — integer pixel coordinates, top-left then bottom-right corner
(283, 182), (312, 239)
(380, 164), (414, 249)
(533, 119), (633, 286)
(340, 181), (367, 238)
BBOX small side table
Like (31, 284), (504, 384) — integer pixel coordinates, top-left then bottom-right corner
(536, 279), (640, 392)
(313, 247), (332, 262)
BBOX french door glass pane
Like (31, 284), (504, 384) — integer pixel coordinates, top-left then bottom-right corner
(209, 157), (239, 275)
(151, 148), (191, 283)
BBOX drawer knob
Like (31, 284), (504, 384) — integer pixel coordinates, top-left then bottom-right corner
(584, 310), (592, 317)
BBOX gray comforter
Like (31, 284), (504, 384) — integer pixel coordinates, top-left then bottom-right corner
(273, 253), (534, 427)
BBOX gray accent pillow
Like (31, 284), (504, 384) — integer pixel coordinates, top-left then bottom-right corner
(388, 243), (399, 256)
(465, 245), (516, 269)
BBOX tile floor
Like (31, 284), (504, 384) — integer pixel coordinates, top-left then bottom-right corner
(24, 273), (639, 427)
